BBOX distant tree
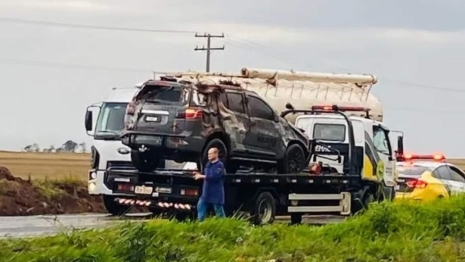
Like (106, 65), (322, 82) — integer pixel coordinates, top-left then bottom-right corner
(79, 142), (87, 153)
(61, 140), (78, 153)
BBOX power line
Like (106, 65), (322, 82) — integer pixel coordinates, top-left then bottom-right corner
(0, 17), (196, 34)
(226, 34), (465, 93)
(194, 33), (225, 72)
(0, 58), (151, 73)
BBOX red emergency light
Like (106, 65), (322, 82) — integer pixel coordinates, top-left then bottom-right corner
(402, 154), (446, 161)
(311, 104), (370, 112)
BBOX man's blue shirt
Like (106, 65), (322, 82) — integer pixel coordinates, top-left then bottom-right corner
(200, 160), (225, 205)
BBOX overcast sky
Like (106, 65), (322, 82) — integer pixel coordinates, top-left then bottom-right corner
(0, 0), (464, 156)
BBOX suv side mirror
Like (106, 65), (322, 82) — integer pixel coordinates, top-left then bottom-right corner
(85, 111), (93, 132)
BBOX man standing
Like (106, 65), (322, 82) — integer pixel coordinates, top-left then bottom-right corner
(193, 147), (226, 221)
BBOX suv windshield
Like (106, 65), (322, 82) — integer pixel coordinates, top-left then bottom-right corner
(137, 85), (190, 105)
(95, 102), (127, 139)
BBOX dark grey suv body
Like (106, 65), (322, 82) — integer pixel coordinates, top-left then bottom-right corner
(121, 79), (310, 174)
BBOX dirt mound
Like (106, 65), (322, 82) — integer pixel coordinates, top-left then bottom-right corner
(0, 167), (105, 216)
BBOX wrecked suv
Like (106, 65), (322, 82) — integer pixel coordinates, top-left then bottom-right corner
(121, 79), (310, 174)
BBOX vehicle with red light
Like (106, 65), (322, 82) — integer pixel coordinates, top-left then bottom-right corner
(395, 154), (465, 201)
(121, 77), (310, 174)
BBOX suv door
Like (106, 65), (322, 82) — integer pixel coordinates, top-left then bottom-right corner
(219, 91), (250, 157)
(446, 165), (465, 194)
(245, 95), (285, 159)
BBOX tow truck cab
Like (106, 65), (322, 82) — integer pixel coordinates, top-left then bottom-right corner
(293, 105), (399, 200)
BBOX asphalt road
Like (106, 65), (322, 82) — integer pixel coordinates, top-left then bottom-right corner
(0, 213), (345, 238)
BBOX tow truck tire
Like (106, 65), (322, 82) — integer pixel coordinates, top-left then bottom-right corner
(103, 195), (130, 216)
(278, 144), (306, 174)
(290, 213), (302, 225)
(250, 192), (276, 225)
(131, 150), (164, 172)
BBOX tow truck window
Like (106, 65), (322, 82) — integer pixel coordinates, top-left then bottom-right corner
(373, 126), (390, 155)
(95, 103), (127, 136)
(313, 124), (345, 142)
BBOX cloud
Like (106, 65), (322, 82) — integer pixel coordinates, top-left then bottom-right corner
(3, 0), (126, 13)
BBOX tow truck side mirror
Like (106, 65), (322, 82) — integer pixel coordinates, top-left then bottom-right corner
(285, 102), (294, 110)
(397, 136), (404, 155)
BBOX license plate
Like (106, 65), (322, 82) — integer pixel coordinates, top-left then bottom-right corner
(145, 116), (160, 122)
(134, 185), (153, 195)
(156, 187), (172, 194)
(134, 135), (162, 145)
(395, 185), (400, 190)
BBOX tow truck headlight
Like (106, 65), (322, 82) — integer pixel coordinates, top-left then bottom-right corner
(90, 172), (97, 180)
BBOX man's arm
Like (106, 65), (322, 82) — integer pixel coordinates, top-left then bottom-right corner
(205, 163), (225, 182)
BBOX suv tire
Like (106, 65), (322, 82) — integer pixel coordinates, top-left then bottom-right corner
(278, 144), (306, 174)
(197, 138), (237, 173)
(131, 150), (164, 172)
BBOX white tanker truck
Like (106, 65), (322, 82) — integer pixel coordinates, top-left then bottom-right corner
(156, 68), (398, 203)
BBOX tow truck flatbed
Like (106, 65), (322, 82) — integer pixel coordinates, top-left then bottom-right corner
(98, 167), (361, 224)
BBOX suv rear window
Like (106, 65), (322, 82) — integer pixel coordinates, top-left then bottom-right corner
(137, 85), (190, 105)
(396, 165), (428, 177)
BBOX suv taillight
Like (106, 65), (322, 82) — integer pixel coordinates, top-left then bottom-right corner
(176, 108), (202, 119)
(127, 101), (135, 115)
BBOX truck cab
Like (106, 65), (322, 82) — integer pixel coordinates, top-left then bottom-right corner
(85, 87), (141, 215)
(293, 105), (398, 203)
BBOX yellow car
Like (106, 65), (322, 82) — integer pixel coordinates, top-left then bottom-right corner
(395, 155), (465, 201)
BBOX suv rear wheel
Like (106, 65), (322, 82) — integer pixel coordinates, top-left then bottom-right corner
(197, 138), (238, 173)
(131, 150), (165, 172)
(278, 144), (306, 174)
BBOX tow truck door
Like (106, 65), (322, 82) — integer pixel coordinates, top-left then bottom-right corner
(370, 123), (395, 187)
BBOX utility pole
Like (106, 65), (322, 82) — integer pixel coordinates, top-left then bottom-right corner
(195, 33), (225, 72)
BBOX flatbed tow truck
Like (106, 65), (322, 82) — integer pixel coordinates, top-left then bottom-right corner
(102, 105), (396, 224)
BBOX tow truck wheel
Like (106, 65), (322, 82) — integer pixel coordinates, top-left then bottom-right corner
(290, 214), (302, 225)
(131, 150), (163, 172)
(103, 195), (130, 216)
(278, 144), (306, 174)
(250, 192), (276, 225)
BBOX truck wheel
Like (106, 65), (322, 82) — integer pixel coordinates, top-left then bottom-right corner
(198, 138), (235, 172)
(131, 150), (163, 172)
(278, 144), (306, 174)
(103, 195), (130, 216)
(250, 192), (276, 225)
(290, 213), (302, 225)
(148, 207), (163, 218)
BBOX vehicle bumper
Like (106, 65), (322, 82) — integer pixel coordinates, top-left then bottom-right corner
(394, 192), (435, 202)
(104, 169), (200, 207)
(121, 131), (204, 156)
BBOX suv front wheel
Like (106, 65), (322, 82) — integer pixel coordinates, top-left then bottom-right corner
(131, 150), (165, 172)
(278, 144), (306, 174)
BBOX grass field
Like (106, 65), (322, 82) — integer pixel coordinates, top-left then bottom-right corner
(0, 151), (90, 181)
(3, 197), (465, 261)
(1, 151), (465, 182)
